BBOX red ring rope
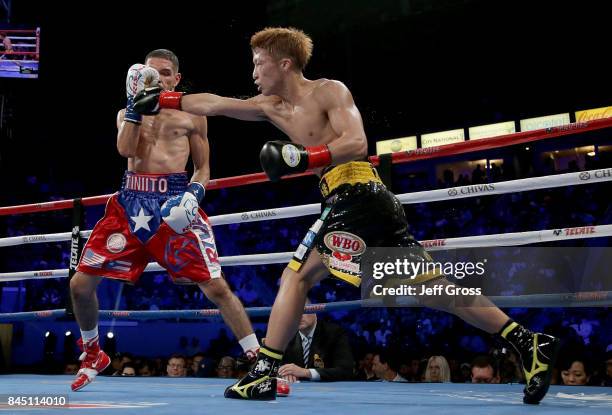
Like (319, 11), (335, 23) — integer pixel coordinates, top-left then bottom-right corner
(0, 117), (610, 216)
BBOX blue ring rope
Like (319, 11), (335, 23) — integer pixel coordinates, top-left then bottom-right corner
(0, 291), (611, 323)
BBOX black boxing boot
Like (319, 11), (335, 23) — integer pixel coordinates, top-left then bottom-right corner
(498, 320), (560, 404)
(235, 347), (259, 374)
(224, 346), (282, 400)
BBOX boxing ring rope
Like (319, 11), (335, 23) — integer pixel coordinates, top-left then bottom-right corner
(1, 117), (611, 216)
(1, 167), (611, 248)
(1, 117), (611, 322)
(1, 290), (612, 323)
(209, 168), (612, 225)
(2, 224), (612, 283)
(1, 167), (610, 282)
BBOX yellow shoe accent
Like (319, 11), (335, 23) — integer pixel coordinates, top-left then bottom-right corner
(523, 334), (548, 384)
(259, 347), (283, 360)
(230, 375), (271, 399)
(500, 321), (519, 339)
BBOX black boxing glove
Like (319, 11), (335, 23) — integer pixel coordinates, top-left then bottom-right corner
(259, 140), (332, 182)
(133, 86), (183, 115)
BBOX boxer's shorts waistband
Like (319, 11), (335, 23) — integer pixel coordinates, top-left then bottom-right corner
(120, 171), (188, 196)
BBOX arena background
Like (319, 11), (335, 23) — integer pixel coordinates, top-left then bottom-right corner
(1, 0), (609, 193)
(0, 0), (611, 406)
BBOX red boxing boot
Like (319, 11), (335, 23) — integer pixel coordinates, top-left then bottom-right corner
(70, 336), (111, 391)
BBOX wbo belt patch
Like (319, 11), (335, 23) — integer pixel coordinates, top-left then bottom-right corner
(288, 208), (366, 287)
(324, 231), (366, 256)
(321, 231), (365, 287)
(288, 207), (367, 287)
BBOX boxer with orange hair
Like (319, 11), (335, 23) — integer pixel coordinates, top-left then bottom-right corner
(134, 28), (559, 404)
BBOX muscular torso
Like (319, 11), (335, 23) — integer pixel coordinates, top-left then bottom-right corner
(125, 109), (195, 173)
(258, 79), (340, 175)
(260, 79), (337, 147)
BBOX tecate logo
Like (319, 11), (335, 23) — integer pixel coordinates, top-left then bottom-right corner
(421, 239), (446, 247)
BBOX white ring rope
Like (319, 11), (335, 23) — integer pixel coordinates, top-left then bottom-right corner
(1, 168), (610, 248)
(210, 168), (612, 226)
(396, 169), (610, 204)
(2, 60), (37, 63)
(210, 203), (320, 226)
(1, 224), (610, 282)
(0, 230), (92, 248)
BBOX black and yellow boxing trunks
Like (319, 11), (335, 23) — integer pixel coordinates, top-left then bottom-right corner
(288, 161), (442, 286)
